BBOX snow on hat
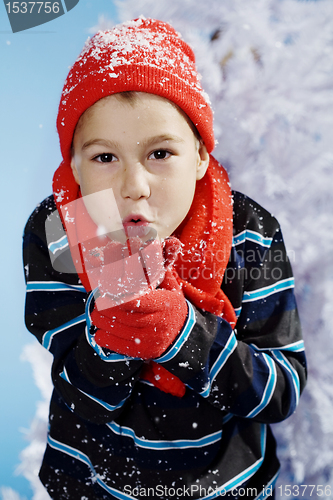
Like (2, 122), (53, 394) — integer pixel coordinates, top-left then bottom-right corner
(57, 17), (214, 163)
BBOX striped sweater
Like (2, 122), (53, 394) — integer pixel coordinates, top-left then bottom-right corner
(23, 191), (306, 500)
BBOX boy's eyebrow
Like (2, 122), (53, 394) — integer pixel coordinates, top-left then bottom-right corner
(140, 134), (186, 147)
(81, 135), (185, 151)
(82, 139), (120, 150)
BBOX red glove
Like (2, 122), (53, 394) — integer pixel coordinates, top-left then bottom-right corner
(91, 239), (188, 359)
(84, 236), (166, 311)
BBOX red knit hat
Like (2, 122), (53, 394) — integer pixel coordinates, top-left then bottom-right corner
(57, 17), (214, 163)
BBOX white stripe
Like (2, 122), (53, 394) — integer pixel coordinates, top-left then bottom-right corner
(42, 314), (86, 350)
(235, 306), (242, 318)
(245, 354), (277, 418)
(155, 300), (195, 363)
(60, 366), (128, 412)
(47, 435), (137, 499)
(84, 290), (135, 363)
(200, 425), (267, 499)
(250, 340), (305, 353)
(106, 421), (222, 450)
(48, 234), (69, 255)
(272, 351), (300, 408)
(242, 278), (294, 303)
(199, 333), (237, 398)
(26, 280), (86, 292)
(233, 230), (273, 248)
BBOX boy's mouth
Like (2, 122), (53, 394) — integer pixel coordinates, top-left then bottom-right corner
(123, 214), (149, 225)
(122, 214), (153, 239)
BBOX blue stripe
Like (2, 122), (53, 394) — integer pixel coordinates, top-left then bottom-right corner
(233, 230), (273, 248)
(199, 333), (237, 398)
(272, 350), (300, 408)
(242, 278), (294, 303)
(250, 340), (305, 353)
(222, 413), (233, 425)
(238, 289), (297, 325)
(47, 424), (267, 500)
(47, 435), (136, 499)
(249, 343), (302, 415)
(59, 367), (128, 413)
(48, 235), (68, 255)
(85, 290), (135, 363)
(106, 421), (222, 450)
(48, 434), (90, 466)
(42, 314), (86, 351)
(155, 300), (195, 363)
(200, 425), (267, 499)
(26, 281), (86, 293)
(246, 354), (277, 418)
(235, 307), (242, 318)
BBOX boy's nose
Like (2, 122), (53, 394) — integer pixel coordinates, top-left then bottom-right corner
(120, 163), (150, 200)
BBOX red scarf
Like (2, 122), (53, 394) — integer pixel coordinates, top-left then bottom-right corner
(53, 155), (236, 396)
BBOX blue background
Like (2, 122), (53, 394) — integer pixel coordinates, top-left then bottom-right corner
(0, 1), (118, 496)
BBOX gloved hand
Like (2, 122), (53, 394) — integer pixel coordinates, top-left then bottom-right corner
(83, 236), (166, 310)
(91, 238), (188, 359)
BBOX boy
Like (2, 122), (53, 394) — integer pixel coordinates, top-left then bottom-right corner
(23, 17), (306, 499)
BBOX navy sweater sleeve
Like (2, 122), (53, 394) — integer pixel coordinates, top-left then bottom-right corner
(23, 196), (144, 424)
(153, 192), (306, 423)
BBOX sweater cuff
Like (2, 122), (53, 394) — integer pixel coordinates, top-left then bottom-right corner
(153, 299), (196, 364)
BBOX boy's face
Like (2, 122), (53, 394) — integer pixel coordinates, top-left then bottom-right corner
(71, 93), (209, 240)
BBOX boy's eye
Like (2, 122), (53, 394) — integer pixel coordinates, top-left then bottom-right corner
(93, 153), (116, 163)
(148, 150), (172, 160)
